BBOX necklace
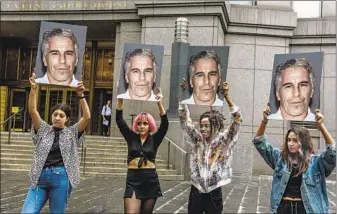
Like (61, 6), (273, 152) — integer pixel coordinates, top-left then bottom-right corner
(292, 164), (299, 169)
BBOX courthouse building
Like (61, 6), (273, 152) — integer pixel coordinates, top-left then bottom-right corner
(0, 0), (336, 175)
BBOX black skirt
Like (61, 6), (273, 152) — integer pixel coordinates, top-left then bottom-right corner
(124, 168), (162, 199)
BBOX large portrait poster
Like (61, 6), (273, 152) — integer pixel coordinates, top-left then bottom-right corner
(179, 46), (229, 107)
(116, 43), (164, 102)
(35, 21), (87, 87)
(268, 52), (323, 121)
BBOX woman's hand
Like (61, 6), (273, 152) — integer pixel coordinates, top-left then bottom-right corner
(116, 98), (124, 110)
(255, 103), (270, 136)
(223, 81), (229, 98)
(76, 81), (85, 97)
(29, 73), (37, 89)
(178, 103), (189, 121)
(181, 78), (187, 91)
(315, 109), (324, 128)
(154, 87), (163, 102)
(262, 104), (271, 123)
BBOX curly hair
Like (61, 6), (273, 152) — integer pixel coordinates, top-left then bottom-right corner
(199, 109), (225, 138)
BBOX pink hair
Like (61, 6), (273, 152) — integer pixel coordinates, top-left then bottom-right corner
(132, 112), (157, 133)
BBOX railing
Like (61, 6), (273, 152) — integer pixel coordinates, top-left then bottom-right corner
(164, 136), (188, 178)
(0, 108), (25, 144)
(80, 141), (87, 176)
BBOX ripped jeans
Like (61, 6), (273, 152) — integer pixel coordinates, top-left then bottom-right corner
(21, 166), (72, 214)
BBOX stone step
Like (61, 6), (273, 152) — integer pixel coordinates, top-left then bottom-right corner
(0, 153), (167, 164)
(1, 163), (178, 175)
(0, 139), (128, 146)
(1, 132), (126, 141)
(1, 143), (128, 151)
(0, 148), (127, 155)
(0, 169), (185, 181)
(0, 158), (173, 169)
(1, 151), (163, 160)
(81, 172), (184, 181)
(78, 151), (163, 159)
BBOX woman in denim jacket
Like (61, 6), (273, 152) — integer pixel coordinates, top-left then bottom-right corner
(253, 104), (336, 214)
(21, 73), (91, 213)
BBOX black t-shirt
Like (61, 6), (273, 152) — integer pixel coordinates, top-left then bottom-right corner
(44, 127), (84, 168)
(115, 109), (169, 167)
(283, 164), (302, 198)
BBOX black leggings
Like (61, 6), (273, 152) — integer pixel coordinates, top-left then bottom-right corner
(188, 185), (223, 214)
(277, 200), (306, 214)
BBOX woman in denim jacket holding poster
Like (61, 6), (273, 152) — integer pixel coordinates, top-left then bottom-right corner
(253, 104), (336, 214)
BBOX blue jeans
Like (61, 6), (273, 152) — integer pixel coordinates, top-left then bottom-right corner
(21, 166), (72, 214)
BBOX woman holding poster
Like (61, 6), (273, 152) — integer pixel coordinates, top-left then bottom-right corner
(115, 88), (169, 214)
(253, 104), (335, 214)
(21, 73), (90, 213)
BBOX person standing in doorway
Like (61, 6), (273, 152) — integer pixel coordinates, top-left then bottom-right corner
(101, 100), (112, 136)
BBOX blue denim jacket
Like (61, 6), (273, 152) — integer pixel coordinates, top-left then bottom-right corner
(253, 134), (336, 213)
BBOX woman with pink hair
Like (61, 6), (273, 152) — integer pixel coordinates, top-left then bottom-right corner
(116, 88), (168, 214)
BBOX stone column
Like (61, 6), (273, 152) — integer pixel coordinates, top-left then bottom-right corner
(167, 42), (190, 118)
(110, 21), (142, 137)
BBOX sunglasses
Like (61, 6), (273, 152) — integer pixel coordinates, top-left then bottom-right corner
(137, 121), (149, 126)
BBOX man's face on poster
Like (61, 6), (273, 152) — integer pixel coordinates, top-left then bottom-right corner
(43, 36), (77, 84)
(276, 67), (313, 119)
(126, 55), (155, 100)
(190, 58), (220, 104)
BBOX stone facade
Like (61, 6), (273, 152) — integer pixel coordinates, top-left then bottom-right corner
(1, 0), (336, 176)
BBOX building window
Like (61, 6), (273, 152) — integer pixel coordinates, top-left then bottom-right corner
(96, 48), (114, 82)
(5, 47), (19, 80)
(31, 48), (37, 76)
(293, 1), (321, 18)
(19, 47), (32, 80)
(230, 1), (254, 5)
(83, 47), (92, 81)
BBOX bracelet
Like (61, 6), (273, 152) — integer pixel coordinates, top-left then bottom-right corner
(261, 120), (268, 124)
(78, 96), (85, 99)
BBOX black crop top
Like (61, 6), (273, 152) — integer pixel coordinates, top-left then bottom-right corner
(283, 165), (302, 198)
(116, 109), (169, 167)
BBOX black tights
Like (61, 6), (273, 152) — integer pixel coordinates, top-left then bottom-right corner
(124, 192), (157, 214)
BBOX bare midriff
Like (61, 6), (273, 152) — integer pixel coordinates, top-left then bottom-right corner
(128, 157), (156, 169)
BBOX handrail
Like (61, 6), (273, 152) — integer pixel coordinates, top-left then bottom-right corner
(164, 136), (187, 154)
(1, 108), (24, 125)
(80, 142), (87, 176)
(164, 136), (188, 176)
(0, 108), (25, 144)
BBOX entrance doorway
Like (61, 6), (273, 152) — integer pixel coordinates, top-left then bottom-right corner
(38, 86), (84, 125)
(8, 89), (27, 131)
(91, 88), (112, 135)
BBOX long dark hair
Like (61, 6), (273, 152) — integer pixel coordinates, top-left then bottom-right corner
(281, 127), (316, 176)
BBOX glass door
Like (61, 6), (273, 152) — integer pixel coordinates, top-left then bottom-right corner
(9, 89), (26, 131)
(66, 90), (80, 126)
(38, 87), (63, 123)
